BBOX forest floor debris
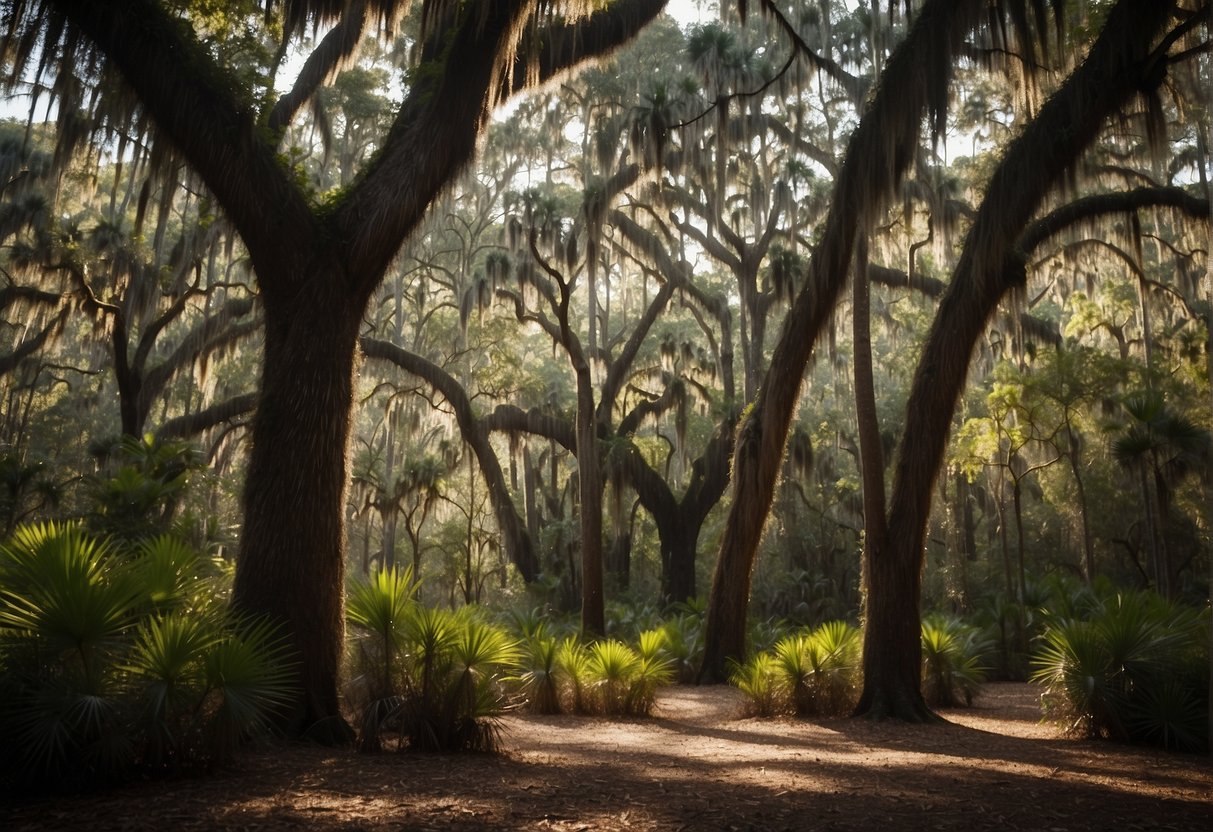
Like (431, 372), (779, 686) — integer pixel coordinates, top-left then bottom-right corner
(4, 684), (1210, 831)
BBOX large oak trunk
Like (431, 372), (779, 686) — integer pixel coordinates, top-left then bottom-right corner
(232, 269), (363, 739)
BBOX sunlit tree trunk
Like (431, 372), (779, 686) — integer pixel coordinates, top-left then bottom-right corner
(575, 363), (605, 635)
(1065, 421), (1096, 582)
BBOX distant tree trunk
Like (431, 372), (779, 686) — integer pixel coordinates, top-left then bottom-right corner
(1149, 458), (1174, 598)
(575, 367), (605, 635)
(625, 414), (734, 605)
(232, 266), (364, 741)
(872, 0), (1179, 717)
(381, 414), (398, 571)
(960, 474), (977, 562)
(656, 512), (697, 604)
(606, 526), (632, 588)
(110, 314), (143, 437)
(1066, 424), (1096, 582)
(950, 472), (972, 608)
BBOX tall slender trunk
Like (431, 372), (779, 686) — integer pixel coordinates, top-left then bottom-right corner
(575, 366), (605, 635)
(851, 230), (929, 714)
(232, 266), (364, 741)
(1066, 423), (1095, 582)
(1012, 475), (1030, 658)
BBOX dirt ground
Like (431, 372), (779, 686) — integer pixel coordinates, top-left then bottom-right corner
(3, 683), (1210, 831)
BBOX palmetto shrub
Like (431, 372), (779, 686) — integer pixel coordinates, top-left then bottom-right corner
(730, 652), (782, 716)
(518, 633), (561, 714)
(0, 522), (293, 788)
(1031, 590), (1209, 752)
(346, 569), (521, 753)
(514, 629), (674, 716)
(731, 620), (861, 717)
(920, 615), (990, 707)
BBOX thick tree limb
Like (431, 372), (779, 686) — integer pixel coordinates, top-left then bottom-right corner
(47, 0), (321, 299)
(156, 392), (258, 440)
(266, 0), (370, 134)
(360, 336), (540, 580)
(0, 307), (67, 377)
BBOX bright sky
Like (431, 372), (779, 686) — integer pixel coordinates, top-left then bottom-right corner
(669, 0), (712, 24)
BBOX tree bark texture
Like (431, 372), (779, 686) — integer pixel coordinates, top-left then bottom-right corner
(232, 266), (363, 738)
(575, 366), (606, 635)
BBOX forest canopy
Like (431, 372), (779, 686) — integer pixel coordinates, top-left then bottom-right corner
(0, 0), (1209, 745)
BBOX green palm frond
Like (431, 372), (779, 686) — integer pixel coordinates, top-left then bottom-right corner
(131, 535), (219, 613)
(128, 611), (215, 715)
(451, 616), (521, 683)
(518, 635), (561, 714)
(1031, 592), (1208, 750)
(0, 522), (139, 678)
(556, 636), (592, 714)
(921, 616), (988, 708)
(201, 617), (295, 762)
(729, 653), (782, 716)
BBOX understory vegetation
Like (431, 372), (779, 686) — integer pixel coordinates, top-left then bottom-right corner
(0, 0), (1210, 793)
(0, 522), (293, 788)
(1, 510), (1208, 793)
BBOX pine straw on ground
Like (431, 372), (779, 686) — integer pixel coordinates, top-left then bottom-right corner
(4, 683), (1210, 831)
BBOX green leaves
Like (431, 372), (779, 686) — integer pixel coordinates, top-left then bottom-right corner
(0, 523), (294, 786)
(346, 572), (519, 752)
(1031, 590), (1209, 751)
(920, 616), (990, 708)
(0, 523), (138, 666)
(731, 620), (861, 717)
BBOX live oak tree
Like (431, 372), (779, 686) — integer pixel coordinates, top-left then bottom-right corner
(702, 0), (1004, 684)
(699, 0), (1210, 725)
(2, 0), (673, 734)
(0, 117), (259, 442)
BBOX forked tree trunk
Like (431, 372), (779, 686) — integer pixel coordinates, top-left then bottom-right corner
(661, 524), (697, 604)
(699, 0), (984, 683)
(232, 267), (365, 741)
(869, 0), (1179, 717)
(46, 0), (671, 738)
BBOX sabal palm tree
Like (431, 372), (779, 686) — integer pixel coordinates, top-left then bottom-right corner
(1112, 391), (1211, 598)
